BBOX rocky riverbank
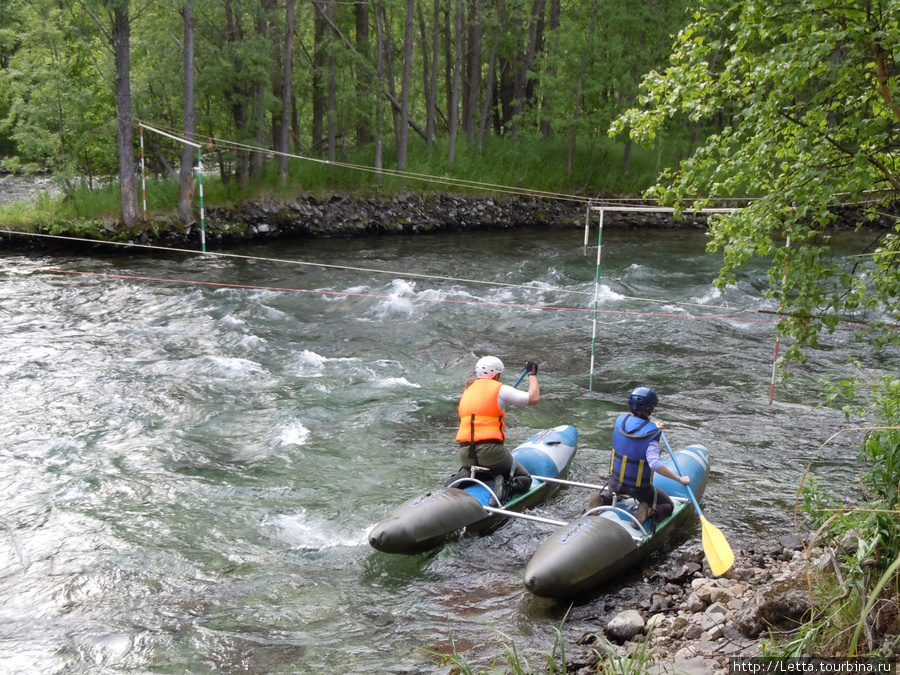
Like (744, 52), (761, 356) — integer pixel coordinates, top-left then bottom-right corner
(3, 177), (896, 254)
(560, 535), (824, 675)
(197, 193), (712, 241)
(0, 191), (720, 253)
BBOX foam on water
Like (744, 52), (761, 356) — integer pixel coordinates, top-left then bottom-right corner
(278, 420), (312, 446)
(373, 376), (421, 389)
(693, 286), (725, 305)
(295, 349), (360, 377)
(266, 510), (368, 550)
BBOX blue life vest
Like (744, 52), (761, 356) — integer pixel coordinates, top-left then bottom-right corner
(610, 413), (660, 488)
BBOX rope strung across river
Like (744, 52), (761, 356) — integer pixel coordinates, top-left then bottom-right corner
(0, 230), (886, 331)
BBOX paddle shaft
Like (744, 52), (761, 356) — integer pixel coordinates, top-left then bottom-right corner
(661, 432), (735, 576)
(513, 368), (529, 388)
(661, 433), (703, 515)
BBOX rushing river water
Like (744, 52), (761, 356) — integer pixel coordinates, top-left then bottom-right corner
(1, 227), (896, 674)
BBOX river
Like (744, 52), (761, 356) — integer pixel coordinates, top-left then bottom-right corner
(0, 227), (894, 673)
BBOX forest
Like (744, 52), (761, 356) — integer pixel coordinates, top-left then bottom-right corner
(0, 0), (698, 226)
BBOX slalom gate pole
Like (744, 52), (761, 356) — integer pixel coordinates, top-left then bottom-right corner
(139, 126), (147, 221)
(583, 200), (592, 251)
(768, 231), (790, 404)
(588, 207), (604, 391)
(197, 147), (206, 254)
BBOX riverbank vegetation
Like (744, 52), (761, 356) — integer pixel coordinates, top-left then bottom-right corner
(0, 131), (688, 233)
(0, 0), (700, 230)
(618, 0), (900, 665)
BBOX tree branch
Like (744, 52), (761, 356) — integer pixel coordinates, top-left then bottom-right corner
(781, 111), (900, 191)
(873, 41), (900, 124)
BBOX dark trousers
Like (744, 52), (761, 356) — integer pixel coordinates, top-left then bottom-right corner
(595, 476), (675, 521)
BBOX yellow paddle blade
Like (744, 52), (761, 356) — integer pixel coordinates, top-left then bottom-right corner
(700, 515), (735, 576)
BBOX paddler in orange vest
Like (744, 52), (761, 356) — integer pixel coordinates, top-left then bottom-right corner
(450, 356), (540, 501)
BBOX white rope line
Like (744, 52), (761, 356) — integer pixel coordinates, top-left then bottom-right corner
(139, 120), (588, 204)
(136, 119), (753, 207)
(139, 122), (201, 149)
(208, 136), (587, 203)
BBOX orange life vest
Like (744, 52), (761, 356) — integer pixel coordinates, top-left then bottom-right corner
(455, 378), (505, 444)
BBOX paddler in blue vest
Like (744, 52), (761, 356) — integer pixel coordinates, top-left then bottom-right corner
(586, 387), (690, 528)
(449, 356), (540, 501)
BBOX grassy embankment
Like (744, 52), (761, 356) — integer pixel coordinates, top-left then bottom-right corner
(0, 134), (686, 236)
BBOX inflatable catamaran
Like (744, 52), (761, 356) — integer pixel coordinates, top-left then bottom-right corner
(368, 425), (579, 554)
(370, 435), (725, 599)
(523, 443), (711, 598)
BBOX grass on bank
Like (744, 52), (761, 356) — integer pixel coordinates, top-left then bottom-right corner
(432, 613), (660, 675)
(0, 133), (690, 233)
(758, 374), (900, 660)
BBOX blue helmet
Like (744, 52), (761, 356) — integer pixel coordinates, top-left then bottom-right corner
(628, 387), (658, 414)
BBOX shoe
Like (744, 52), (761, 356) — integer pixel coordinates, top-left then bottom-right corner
(633, 502), (652, 530)
(492, 475), (508, 505)
(444, 467), (469, 487)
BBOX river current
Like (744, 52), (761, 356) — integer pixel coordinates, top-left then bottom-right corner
(0, 227), (895, 673)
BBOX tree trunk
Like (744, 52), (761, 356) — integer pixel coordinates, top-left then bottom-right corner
(397, 0), (413, 169)
(279, 0), (297, 182)
(325, 0), (336, 162)
(539, 0), (559, 138)
(566, 0), (598, 179)
(178, 0), (196, 225)
(448, 0), (463, 165)
(113, 3), (138, 227)
(463, 0), (482, 139)
(417, 0), (437, 150)
(314, 3), (429, 143)
(251, 1), (274, 178)
(444, 5), (452, 129)
(374, 1), (385, 179)
(478, 0), (504, 151)
(356, 2), (372, 146)
(223, 0), (250, 188)
(380, 3), (400, 144)
(312, 7), (325, 153)
(502, 0), (545, 134)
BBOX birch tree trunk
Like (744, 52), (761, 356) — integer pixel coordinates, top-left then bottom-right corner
(278, 0), (297, 181)
(113, 2), (138, 227)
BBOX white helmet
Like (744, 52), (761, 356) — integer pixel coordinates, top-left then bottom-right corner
(475, 356), (504, 378)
